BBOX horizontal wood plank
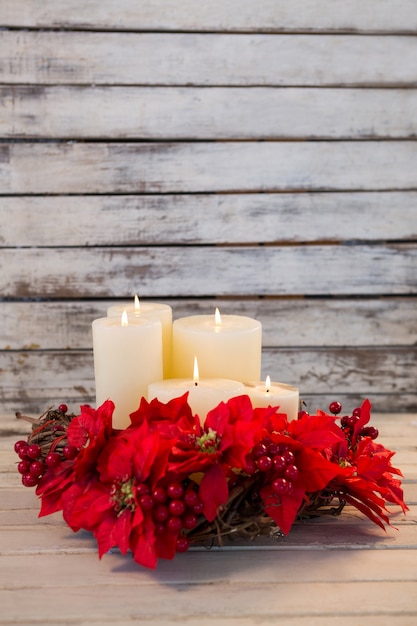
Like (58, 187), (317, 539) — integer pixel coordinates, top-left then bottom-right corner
(3, 0), (417, 33)
(2, 192), (417, 246)
(1, 192), (417, 246)
(1, 348), (415, 412)
(2, 298), (416, 350)
(0, 579), (416, 621)
(3, 86), (417, 140)
(1, 245), (416, 298)
(1, 32), (417, 86)
(2, 142), (417, 194)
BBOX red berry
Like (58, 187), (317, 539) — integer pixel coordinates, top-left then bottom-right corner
(139, 494), (154, 511)
(153, 504), (169, 522)
(329, 401), (342, 415)
(17, 460), (31, 475)
(30, 460), (45, 478)
(184, 489), (199, 508)
(14, 440), (28, 454)
(176, 536), (190, 553)
(27, 444), (42, 459)
(166, 516), (182, 533)
(169, 499), (186, 517)
(283, 450), (295, 465)
(272, 478), (288, 494)
(62, 445), (78, 460)
(267, 443), (281, 457)
(58, 404), (68, 414)
(136, 483), (150, 496)
(298, 410), (309, 419)
(22, 473), (38, 487)
(152, 487), (167, 503)
(182, 512), (198, 529)
(273, 455), (286, 472)
(352, 407), (362, 417)
(361, 426), (379, 440)
(252, 442), (268, 459)
(256, 455), (273, 472)
(285, 464), (299, 482)
(45, 452), (61, 467)
(167, 482), (184, 499)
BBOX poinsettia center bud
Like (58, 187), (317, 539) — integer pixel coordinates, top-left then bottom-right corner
(195, 428), (219, 454)
(111, 478), (136, 514)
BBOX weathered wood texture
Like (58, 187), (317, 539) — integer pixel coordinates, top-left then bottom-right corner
(2, 0), (417, 32)
(1, 32), (417, 86)
(1, 411), (416, 624)
(0, 0), (416, 413)
(4, 86), (417, 140)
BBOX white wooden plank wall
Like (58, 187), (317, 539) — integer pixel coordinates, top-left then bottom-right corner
(0, 0), (416, 414)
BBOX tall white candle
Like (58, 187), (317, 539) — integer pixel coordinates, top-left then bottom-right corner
(172, 308), (262, 381)
(107, 296), (172, 377)
(92, 313), (163, 429)
(244, 377), (299, 421)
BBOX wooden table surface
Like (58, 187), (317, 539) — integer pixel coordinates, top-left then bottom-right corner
(1, 409), (416, 626)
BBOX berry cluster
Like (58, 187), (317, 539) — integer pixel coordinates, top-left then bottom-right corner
(133, 480), (202, 553)
(329, 401), (379, 441)
(244, 439), (299, 496)
(14, 404), (77, 488)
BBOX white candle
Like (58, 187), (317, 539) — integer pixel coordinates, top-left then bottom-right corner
(92, 313), (163, 429)
(107, 296), (172, 377)
(172, 308), (262, 381)
(244, 377), (299, 421)
(148, 357), (244, 421)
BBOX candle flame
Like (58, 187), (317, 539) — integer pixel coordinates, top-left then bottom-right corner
(134, 294), (140, 312)
(193, 356), (199, 386)
(265, 375), (271, 393)
(214, 307), (222, 326)
(121, 310), (129, 327)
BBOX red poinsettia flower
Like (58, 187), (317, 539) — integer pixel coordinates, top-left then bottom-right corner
(329, 436), (408, 528)
(62, 418), (179, 569)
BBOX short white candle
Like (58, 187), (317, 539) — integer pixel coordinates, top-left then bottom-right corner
(107, 296), (172, 377)
(148, 358), (244, 422)
(92, 312), (163, 429)
(244, 377), (299, 421)
(172, 308), (262, 381)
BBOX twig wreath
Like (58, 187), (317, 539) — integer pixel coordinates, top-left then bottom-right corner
(14, 395), (407, 569)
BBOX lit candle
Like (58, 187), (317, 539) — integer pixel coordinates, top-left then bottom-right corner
(107, 295), (172, 377)
(244, 377), (299, 421)
(172, 308), (262, 381)
(92, 312), (163, 429)
(147, 357), (244, 422)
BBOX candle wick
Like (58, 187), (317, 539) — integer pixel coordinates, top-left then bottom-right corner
(194, 381), (198, 387)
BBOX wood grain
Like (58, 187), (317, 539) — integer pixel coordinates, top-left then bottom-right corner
(1, 245), (416, 298)
(2, 0), (417, 32)
(1, 141), (417, 194)
(1, 31), (417, 86)
(3, 86), (417, 139)
(2, 192), (417, 246)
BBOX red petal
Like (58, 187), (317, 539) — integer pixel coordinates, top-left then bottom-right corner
(199, 464), (229, 521)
